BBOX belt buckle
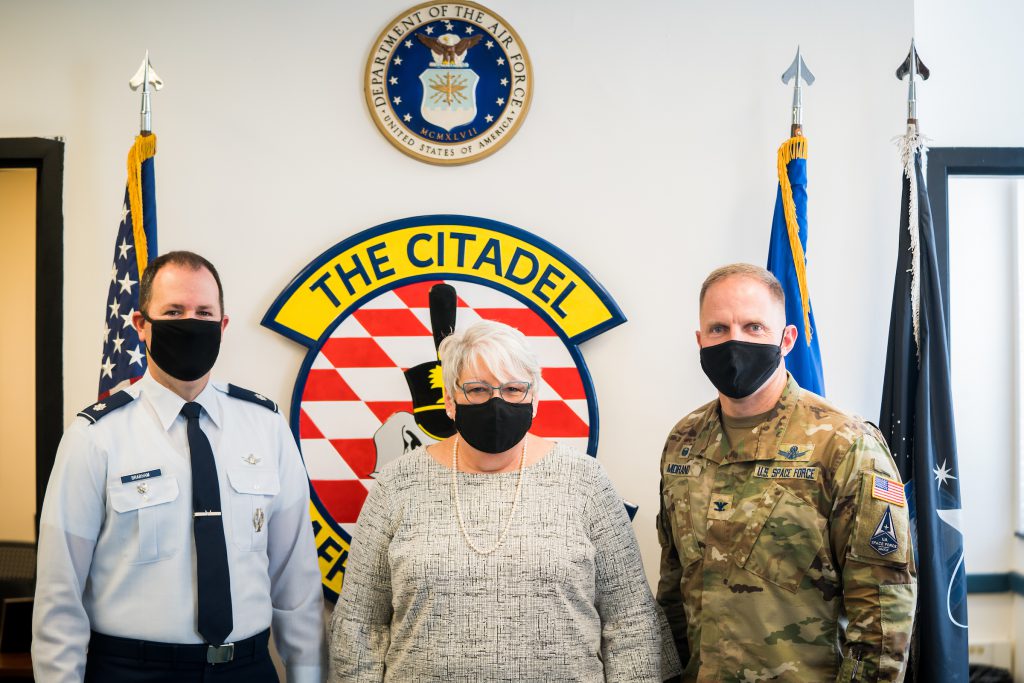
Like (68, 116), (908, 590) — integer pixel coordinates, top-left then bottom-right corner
(206, 642), (235, 664)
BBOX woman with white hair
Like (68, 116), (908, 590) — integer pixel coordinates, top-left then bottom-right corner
(329, 319), (679, 682)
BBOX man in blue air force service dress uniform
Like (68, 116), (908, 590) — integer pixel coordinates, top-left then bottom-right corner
(33, 251), (325, 683)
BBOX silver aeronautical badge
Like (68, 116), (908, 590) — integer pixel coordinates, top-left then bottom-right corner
(244, 453), (262, 465)
(253, 508), (265, 533)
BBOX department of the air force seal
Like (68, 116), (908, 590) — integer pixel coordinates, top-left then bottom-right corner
(365, 2), (532, 165)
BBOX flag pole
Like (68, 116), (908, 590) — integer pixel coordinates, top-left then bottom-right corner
(896, 39), (930, 134)
(129, 51), (163, 136)
(895, 40), (930, 348)
(125, 52), (161, 294)
(95, 55), (162, 397)
(774, 47), (816, 347)
(782, 46), (814, 137)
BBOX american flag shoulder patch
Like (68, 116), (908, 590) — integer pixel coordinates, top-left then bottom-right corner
(871, 474), (906, 507)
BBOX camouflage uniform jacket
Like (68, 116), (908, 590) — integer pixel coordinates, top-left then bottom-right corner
(656, 375), (917, 683)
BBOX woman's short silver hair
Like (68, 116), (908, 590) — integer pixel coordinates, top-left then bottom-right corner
(438, 320), (542, 399)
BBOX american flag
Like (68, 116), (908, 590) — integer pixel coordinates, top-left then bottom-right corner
(872, 474), (906, 507)
(97, 134), (157, 399)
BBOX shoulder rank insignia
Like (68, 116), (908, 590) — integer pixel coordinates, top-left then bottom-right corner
(869, 505), (899, 555)
(226, 384), (278, 413)
(77, 390), (134, 424)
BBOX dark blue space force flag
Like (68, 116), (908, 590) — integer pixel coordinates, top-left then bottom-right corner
(767, 136), (825, 396)
(879, 136), (968, 682)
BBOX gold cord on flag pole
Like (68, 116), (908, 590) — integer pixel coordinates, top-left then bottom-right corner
(126, 134), (157, 278)
(777, 135), (813, 344)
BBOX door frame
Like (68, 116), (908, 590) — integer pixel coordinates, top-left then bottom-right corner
(0, 138), (64, 537)
(928, 147), (1024, 333)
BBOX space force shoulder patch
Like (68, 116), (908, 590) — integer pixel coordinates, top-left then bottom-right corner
(226, 384), (279, 413)
(77, 391), (134, 424)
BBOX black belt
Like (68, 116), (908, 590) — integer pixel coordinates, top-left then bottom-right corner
(88, 628), (270, 666)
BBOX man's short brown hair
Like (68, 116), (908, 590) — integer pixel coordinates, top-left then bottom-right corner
(139, 250), (224, 316)
(699, 263), (785, 309)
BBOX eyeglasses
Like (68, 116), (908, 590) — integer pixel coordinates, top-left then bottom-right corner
(457, 380), (532, 404)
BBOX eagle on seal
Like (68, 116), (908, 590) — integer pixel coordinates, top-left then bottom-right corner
(416, 32), (483, 66)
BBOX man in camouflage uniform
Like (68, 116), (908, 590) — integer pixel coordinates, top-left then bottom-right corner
(657, 264), (917, 682)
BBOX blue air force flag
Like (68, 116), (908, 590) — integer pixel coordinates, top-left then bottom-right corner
(767, 136), (825, 396)
(879, 133), (969, 682)
(97, 134), (157, 398)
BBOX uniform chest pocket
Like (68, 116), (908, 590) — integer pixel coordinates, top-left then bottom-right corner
(108, 476), (181, 564)
(734, 482), (824, 593)
(227, 466), (280, 552)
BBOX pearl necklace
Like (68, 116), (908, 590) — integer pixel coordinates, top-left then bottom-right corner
(451, 434), (527, 555)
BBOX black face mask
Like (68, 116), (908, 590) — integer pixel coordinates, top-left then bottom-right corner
(699, 339), (782, 400)
(454, 397), (533, 454)
(143, 315), (222, 382)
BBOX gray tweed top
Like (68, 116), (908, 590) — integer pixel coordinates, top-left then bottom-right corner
(328, 443), (680, 682)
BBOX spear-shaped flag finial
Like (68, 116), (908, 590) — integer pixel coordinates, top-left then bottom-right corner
(896, 39), (929, 127)
(781, 46), (815, 136)
(129, 51), (164, 135)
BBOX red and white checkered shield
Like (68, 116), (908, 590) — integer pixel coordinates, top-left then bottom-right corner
(263, 216), (625, 599)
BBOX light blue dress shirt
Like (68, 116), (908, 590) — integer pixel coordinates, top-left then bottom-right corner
(33, 372), (325, 682)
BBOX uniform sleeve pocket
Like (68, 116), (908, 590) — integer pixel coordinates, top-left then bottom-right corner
(108, 476), (181, 564)
(879, 583), (916, 679)
(736, 483), (824, 593)
(849, 472), (911, 568)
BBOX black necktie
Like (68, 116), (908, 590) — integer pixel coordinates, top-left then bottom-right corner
(181, 401), (233, 645)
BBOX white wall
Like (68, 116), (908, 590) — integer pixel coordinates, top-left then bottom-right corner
(916, 0), (1024, 149)
(0, 0), (917, 592)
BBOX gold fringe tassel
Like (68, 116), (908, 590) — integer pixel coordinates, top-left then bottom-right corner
(777, 135), (812, 343)
(126, 134), (157, 278)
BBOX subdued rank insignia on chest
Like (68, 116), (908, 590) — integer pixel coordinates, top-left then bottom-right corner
(665, 462), (702, 477)
(226, 384), (278, 413)
(680, 444), (693, 458)
(77, 390), (134, 424)
(869, 505), (899, 555)
(707, 494), (734, 520)
(776, 443), (813, 461)
(754, 464), (818, 481)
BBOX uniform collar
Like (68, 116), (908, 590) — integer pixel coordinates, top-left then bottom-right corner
(138, 371), (222, 431)
(699, 373), (802, 463)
